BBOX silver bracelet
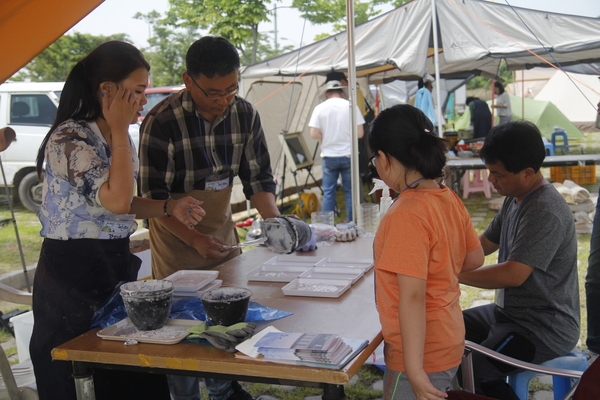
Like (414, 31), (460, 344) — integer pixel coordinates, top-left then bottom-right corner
(163, 199), (171, 217)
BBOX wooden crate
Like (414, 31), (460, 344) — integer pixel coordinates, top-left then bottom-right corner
(550, 165), (596, 185)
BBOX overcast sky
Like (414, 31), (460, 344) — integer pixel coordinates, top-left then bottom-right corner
(69, 0), (600, 51)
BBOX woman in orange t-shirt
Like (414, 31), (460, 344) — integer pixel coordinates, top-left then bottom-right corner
(368, 105), (484, 400)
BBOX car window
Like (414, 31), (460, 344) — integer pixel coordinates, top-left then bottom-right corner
(10, 94), (57, 126)
(141, 92), (173, 117)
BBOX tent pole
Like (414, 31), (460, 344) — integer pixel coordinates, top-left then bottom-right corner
(431, 0), (444, 137)
(346, 0), (360, 223)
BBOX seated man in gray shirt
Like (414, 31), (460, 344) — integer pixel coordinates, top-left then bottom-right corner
(459, 121), (580, 399)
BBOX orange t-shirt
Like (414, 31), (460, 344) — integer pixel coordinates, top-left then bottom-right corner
(374, 185), (480, 372)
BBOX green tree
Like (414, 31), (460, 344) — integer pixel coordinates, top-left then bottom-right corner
(163, 0), (271, 66)
(134, 11), (195, 86)
(466, 60), (514, 90)
(292, 0), (409, 33)
(13, 33), (129, 82)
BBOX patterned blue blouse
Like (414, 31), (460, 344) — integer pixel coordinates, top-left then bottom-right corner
(38, 120), (138, 240)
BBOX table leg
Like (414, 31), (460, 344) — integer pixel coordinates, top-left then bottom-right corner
(73, 362), (96, 400)
(322, 384), (346, 400)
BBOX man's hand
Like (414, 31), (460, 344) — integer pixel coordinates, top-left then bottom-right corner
(190, 233), (236, 260)
(169, 197), (205, 229)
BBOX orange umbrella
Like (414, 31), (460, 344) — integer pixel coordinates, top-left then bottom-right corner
(0, 0), (104, 83)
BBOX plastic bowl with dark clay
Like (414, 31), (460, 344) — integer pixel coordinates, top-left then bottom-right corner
(201, 287), (252, 326)
(120, 280), (174, 331)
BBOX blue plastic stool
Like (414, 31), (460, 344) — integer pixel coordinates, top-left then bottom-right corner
(551, 130), (569, 154)
(507, 349), (588, 400)
(544, 142), (555, 156)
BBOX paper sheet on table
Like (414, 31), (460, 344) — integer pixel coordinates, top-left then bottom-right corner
(235, 325), (282, 357)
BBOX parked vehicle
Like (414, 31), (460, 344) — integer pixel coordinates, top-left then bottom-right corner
(0, 81), (63, 212)
(140, 85), (184, 120)
(0, 81), (141, 212)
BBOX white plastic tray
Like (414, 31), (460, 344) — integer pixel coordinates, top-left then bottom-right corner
(299, 266), (364, 284)
(282, 278), (352, 298)
(263, 255), (324, 267)
(246, 265), (309, 282)
(164, 270), (219, 292)
(314, 257), (374, 271)
(173, 279), (223, 298)
(97, 318), (198, 345)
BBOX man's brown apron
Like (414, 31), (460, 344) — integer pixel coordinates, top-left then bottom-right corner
(149, 187), (241, 279)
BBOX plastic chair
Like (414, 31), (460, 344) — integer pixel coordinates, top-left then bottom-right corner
(551, 129), (583, 154)
(462, 170), (492, 199)
(507, 348), (587, 400)
(461, 341), (586, 400)
(544, 142), (555, 156)
(0, 282), (38, 400)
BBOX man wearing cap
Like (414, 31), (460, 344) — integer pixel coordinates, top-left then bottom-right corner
(414, 74), (437, 126)
(308, 80), (365, 221)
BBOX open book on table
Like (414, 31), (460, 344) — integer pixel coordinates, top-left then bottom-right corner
(235, 326), (369, 370)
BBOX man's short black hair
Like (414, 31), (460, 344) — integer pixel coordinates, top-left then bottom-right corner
(480, 121), (546, 173)
(186, 36), (240, 79)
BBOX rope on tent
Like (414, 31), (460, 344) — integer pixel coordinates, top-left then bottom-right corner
(448, 0), (599, 114)
(502, 0), (599, 113)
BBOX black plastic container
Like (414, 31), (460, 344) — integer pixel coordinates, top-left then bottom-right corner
(201, 287), (252, 326)
(120, 280), (174, 331)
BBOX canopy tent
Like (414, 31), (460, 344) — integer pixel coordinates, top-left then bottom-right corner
(0, 0), (104, 83)
(241, 0), (600, 83)
(239, 0), (600, 211)
(454, 95), (584, 140)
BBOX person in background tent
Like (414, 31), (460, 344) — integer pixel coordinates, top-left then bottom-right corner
(309, 80), (365, 221)
(466, 96), (492, 139)
(491, 81), (512, 125)
(325, 71), (375, 183)
(414, 74), (437, 128)
(369, 104), (484, 400)
(30, 40), (204, 400)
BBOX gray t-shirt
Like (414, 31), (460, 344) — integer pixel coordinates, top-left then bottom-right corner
(484, 183), (580, 354)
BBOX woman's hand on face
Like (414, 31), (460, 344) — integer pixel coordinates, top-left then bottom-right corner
(102, 86), (141, 139)
(171, 197), (205, 229)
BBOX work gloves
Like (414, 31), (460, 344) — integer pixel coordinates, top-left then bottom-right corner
(297, 227), (317, 251)
(188, 321), (257, 352)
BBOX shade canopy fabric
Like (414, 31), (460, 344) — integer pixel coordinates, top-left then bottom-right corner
(0, 0), (104, 83)
(241, 0), (600, 83)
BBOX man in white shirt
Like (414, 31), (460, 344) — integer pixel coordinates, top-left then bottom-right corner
(309, 80), (365, 221)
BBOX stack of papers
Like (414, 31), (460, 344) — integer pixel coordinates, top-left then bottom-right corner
(236, 326), (369, 370)
(256, 331), (351, 364)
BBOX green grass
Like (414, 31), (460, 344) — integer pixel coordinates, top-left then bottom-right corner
(0, 200), (43, 275)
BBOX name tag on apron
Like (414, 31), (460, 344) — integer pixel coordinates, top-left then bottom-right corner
(205, 171), (232, 191)
(99, 215), (136, 239)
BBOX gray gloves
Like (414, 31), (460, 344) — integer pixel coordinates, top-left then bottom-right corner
(188, 322), (257, 352)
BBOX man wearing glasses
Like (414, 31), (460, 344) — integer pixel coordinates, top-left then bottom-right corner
(139, 36), (280, 400)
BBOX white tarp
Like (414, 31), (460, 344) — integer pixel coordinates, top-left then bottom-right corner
(234, 0), (600, 208)
(241, 0), (600, 82)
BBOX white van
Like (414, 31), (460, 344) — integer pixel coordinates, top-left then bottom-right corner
(0, 81), (140, 212)
(0, 81), (63, 212)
